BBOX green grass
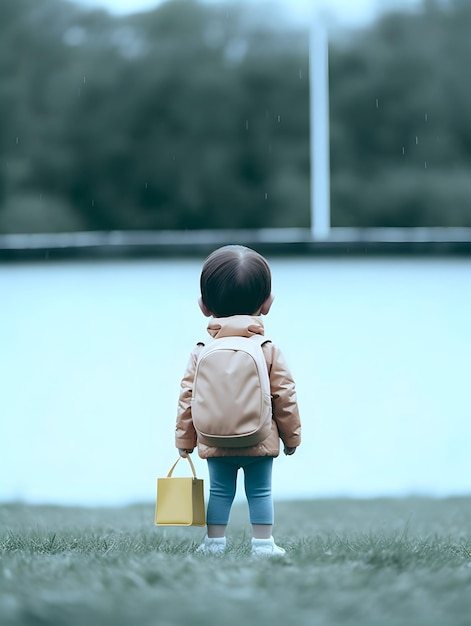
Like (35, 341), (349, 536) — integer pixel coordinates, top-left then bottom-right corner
(1, 498), (471, 626)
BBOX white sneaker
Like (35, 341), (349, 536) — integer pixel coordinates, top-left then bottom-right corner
(196, 536), (226, 555)
(251, 536), (286, 557)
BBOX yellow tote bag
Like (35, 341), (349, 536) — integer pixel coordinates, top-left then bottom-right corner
(155, 456), (206, 527)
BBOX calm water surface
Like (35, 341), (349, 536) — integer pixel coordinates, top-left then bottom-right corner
(1, 256), (470, 505)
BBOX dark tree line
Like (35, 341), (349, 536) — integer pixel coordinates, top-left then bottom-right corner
(0, 0), (470, 234)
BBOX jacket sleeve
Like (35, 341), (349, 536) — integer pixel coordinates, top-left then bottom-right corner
(175, 345), (202, 450)
(265, 343), (302, 448)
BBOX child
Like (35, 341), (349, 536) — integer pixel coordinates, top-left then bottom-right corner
(175, 245), (301, 556)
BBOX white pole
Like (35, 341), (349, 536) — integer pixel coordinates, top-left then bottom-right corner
(310, 10), (331, 240)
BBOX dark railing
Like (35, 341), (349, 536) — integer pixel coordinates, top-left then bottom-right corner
(1, 227), (471, 261)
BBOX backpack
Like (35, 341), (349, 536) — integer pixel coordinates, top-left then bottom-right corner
(191, 335), (272, 448)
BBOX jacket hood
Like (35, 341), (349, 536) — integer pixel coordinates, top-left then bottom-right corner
(207, 315), (265, 339)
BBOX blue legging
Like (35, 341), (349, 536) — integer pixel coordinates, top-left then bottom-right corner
(206, 456), (274, 525)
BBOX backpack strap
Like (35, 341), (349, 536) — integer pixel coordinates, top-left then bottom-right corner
(196, 335), (270, 353)
(249, 334), (271, 347)
(250, 335), (272, 376)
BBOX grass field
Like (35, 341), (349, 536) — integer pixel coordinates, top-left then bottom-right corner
(1, 498), (470, 626)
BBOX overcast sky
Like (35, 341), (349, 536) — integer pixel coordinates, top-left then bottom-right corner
(73, 0), (420, 27)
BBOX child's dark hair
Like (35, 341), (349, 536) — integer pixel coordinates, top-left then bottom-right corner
(200, 245), (271, 318)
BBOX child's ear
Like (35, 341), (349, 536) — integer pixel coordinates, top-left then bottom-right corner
(260, 293), (274, 315)
(198, 297), (212, 317)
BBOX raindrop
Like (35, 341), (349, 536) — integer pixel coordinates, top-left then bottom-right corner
(415, 136), (419, 145)
(402, 146), (405, 155)
(245, 120), (249, 130)
(15, 136), (19, 145)
(145, 182), (148, 189)
(375, 98), (379, 108)
(424, 162), (427, 169)
(172, 155), (176, 161)
(424, 113), (428, 122)
(277, 115), (281, 123)
(264, 192), (268, 200)
(83, 76), (86, 84)
(299, 69), (303, 79)
(91, 199), (95, 207)
(268, 144), (272, 152)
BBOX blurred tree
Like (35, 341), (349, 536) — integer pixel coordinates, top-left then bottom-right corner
(0, 0), (88, 232)
(52, 0), (310, 231)
(329, 0), (471, 226)
(0, 0), (470, 233)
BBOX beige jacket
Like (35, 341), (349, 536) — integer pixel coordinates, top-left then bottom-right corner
(175, 315), (301, 458)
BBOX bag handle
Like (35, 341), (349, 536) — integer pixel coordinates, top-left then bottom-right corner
(167, 455), (198, 479)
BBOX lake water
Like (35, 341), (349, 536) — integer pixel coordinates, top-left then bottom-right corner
(1, 256), (470, 506)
